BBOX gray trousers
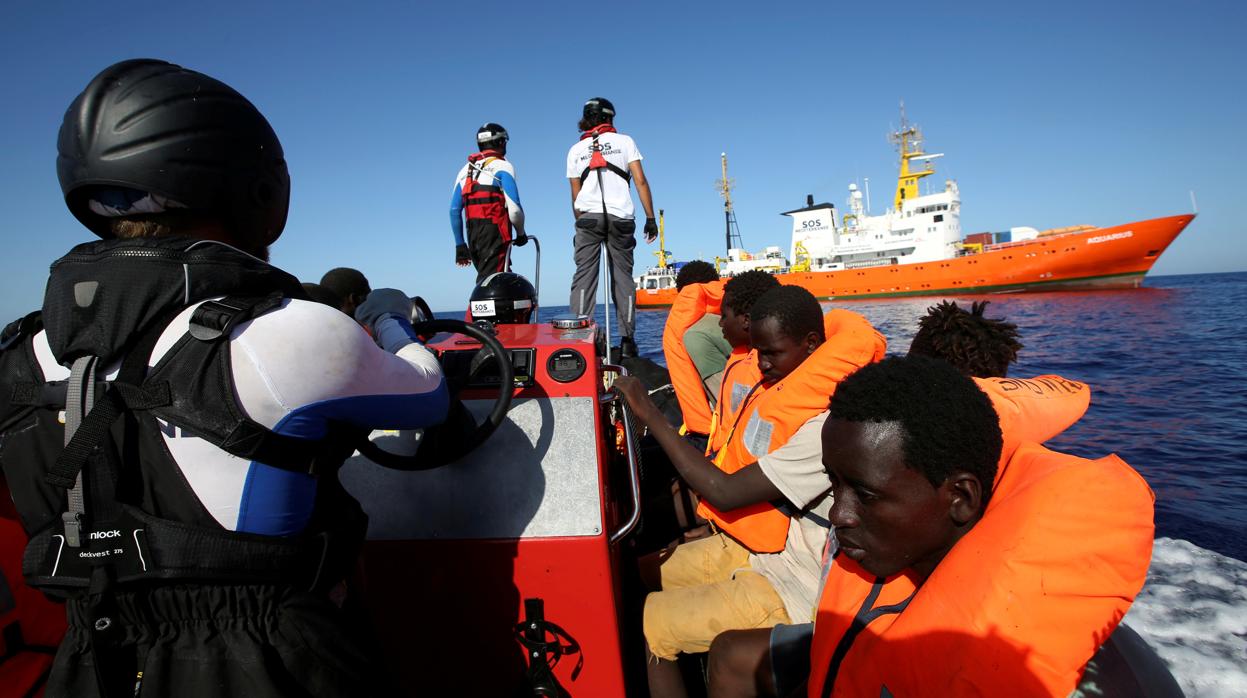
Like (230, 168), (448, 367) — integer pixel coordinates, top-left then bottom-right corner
(570, 213), (637, 338)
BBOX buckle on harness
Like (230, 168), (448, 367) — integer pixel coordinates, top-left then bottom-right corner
(62, 511), (83, 548)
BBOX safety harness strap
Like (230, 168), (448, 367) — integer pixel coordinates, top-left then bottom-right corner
(61, 355), (98, 548)
(577, 161), (631, 185)
(46, 315), (173, 493)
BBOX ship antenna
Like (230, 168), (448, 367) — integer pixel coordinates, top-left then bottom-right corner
(716, 152), (744, 252)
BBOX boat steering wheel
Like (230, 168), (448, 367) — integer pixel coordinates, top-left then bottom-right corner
(356, 319), (514, 470)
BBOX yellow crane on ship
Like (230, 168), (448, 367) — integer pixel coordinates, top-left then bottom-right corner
(652, 210), (671, 269)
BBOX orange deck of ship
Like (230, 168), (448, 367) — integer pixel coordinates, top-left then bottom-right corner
(635, 214), (1193, 308)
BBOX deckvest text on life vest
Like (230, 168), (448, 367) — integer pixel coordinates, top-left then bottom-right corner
(663, 280), (726, 436)
(462, 150), (513, 245)
(0, 237), (366, 597)
(699, 310), (886, 553)
(808, 441), (1154, 697)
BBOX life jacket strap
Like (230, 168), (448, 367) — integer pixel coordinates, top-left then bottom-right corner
(578, 132), (632, 186)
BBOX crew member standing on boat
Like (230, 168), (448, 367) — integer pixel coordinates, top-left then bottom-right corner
(566, 97), (657, 358)
(450, 123), (528, 283)
(0, 59), (450, 697)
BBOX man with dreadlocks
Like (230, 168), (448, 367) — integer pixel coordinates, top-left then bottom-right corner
(907, 300), (1023, 377)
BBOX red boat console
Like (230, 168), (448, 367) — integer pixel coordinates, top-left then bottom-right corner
(341, 318), (640, 696)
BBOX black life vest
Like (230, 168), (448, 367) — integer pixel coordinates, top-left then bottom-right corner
(462, 150), (512, 243)
(577, 124), (632, 186)
(0, 237), (367, 597)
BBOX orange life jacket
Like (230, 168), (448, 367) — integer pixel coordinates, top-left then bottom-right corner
(705, 348), (761, 457)
(975, 374), (1091, 469)
(662, 280), (726, 436)
(807, 442), (1154, 697)
(699, 310), (886, 553)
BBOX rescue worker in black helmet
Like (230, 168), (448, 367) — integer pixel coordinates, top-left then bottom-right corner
(0, 59), (450, 697)
(468, 272), (539, 324)
(566, 97), (657, 358)
(450, 123), (529, 283)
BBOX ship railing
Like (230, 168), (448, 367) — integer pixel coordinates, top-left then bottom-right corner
(982, 228), (1097, 252)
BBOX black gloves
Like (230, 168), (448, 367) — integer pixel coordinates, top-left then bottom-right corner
(455, 243), (470, 266)
(512, 231), (529, 247)
(643, 218), (659, 243)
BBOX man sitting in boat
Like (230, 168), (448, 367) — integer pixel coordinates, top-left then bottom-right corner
(806, 356), (1152, 696)
(665, 269), (778, 452)
(705, 299), (1092, 698)
(669, 261), (732, 412)
(614, 285), (886, 697)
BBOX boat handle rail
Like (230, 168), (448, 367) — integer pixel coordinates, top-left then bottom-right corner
(600, 363), (642, 544)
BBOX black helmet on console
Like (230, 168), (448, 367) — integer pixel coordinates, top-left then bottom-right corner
(56, 58), (290, 247)
(476, 123), (509, 151)
(468, 272), (537, 324)
(580, 97), (616, 131)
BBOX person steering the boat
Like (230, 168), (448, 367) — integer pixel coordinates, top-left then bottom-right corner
(566, 97), (656, 359)
(0, 59), (450, 697)
(614, 286), (886, 697)
(450, 123), (529, 283)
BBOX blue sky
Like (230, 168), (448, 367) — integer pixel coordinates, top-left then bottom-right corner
(1, 0), (1241, 316)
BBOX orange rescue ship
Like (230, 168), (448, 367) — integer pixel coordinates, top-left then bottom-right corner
(634, 111), (1193, 307)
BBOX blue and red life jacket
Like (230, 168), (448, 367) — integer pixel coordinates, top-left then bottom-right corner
(461, 150), (512, 243)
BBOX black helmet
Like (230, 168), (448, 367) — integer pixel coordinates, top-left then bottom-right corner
(468, 272), (537, 324)
(57, 59), (290, 246)
(476, 123), (509, 149)
(583, 97), (615, 122)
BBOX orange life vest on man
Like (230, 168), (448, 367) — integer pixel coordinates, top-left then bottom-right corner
(663, 280), (726, 436)
(976, 374), (1091, 461)
(698, 310), (886, 553)
(807, 440), (1154, 697)
(706, 348), (761, 457)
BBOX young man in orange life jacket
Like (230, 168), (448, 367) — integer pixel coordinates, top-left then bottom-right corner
(614, 285), (885, 698)
(664, 267), (773, 454)
(706, 299), (1094, 698)
(450, 123), (529, 283)
(567, 97), (657, 358)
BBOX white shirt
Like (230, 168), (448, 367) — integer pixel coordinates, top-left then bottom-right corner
(566, 131), (642, 219)
(748, 411), (835, 623)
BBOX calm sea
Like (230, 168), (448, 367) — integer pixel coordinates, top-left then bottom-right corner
(465, 272), (1247, 561)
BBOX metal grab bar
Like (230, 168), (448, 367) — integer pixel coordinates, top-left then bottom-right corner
(601, 363), (641, 544)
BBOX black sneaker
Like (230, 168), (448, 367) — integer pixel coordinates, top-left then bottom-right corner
(620, 335), (639, 359)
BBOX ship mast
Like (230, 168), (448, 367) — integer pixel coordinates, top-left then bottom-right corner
(889, 102), (941, 211)
(716, 152), (744, 252)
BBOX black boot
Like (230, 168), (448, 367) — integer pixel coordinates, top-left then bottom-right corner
(620, 335), (639, 359)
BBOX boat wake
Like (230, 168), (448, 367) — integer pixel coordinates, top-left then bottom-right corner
(1128, 538), (1247, 697)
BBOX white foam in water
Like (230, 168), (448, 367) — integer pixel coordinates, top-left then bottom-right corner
(1126, 538), (1247, 697)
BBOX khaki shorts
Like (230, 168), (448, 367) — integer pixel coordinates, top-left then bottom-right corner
(644, 533), (791, 660)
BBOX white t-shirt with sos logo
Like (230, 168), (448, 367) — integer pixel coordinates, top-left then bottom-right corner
(566, 132), (642, 220)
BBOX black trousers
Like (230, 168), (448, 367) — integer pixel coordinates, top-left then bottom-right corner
(467, 220), (511, 284)
(46, 583), (390, 698)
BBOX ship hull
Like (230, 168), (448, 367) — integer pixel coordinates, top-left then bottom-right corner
(635, 214), (1193, 307)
